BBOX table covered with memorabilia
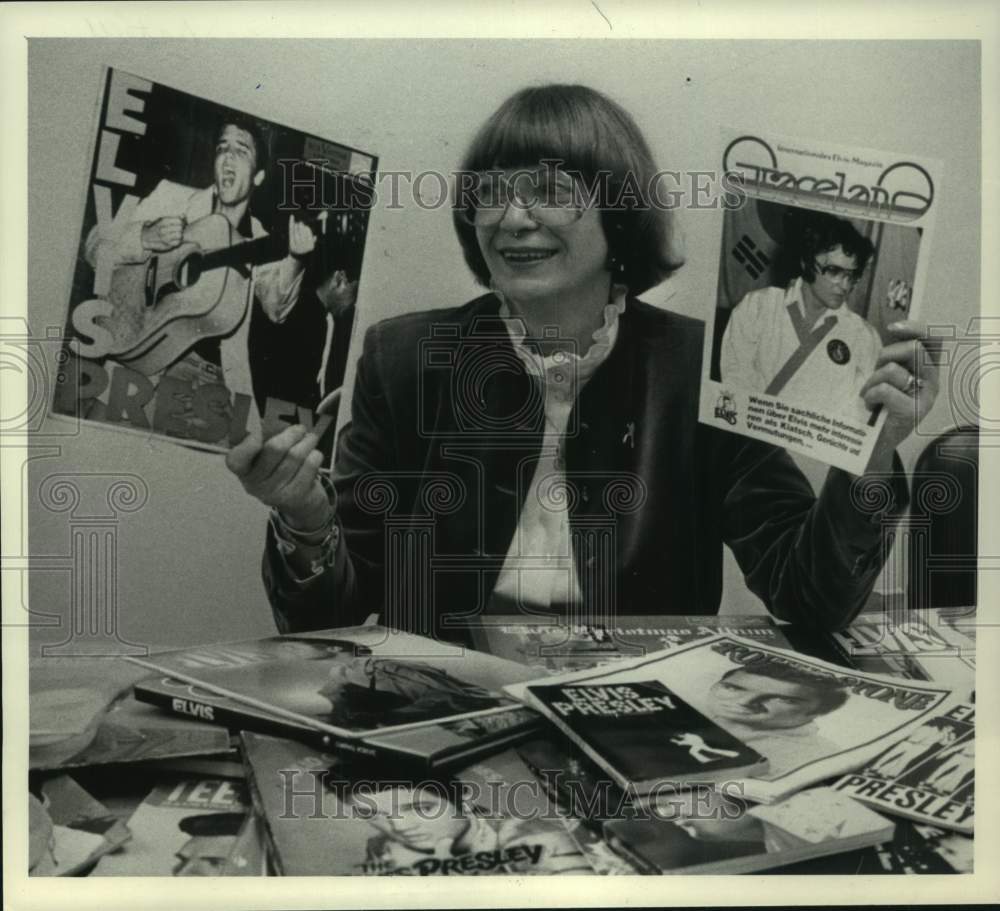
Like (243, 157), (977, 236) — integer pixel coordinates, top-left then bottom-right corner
(28, 603), (975, 877)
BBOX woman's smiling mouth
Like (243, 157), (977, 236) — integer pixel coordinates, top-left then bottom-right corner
(499, 248), (557, 264)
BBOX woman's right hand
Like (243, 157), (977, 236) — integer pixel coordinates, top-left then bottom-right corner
(226, 424), (334, 531)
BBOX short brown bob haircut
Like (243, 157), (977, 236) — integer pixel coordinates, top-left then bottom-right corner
(452, 84), (684, 296)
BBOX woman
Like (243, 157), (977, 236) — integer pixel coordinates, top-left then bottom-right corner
(226, 85), (937, 642)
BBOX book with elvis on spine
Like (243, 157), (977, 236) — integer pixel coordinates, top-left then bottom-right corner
(130, 625), (541, 773)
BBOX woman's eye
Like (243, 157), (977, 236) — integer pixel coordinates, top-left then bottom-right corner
(543, 184), (578, 207)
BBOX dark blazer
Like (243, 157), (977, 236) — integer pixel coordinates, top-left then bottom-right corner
(264, 294), (907, 642)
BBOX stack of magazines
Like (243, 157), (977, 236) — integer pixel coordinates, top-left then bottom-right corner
(126, 623), (543, 771)
(120, 623), (601, 875)
(29, 656), (251, 876)
(29, 609), (974, 876)
(497, 617), (974, 874)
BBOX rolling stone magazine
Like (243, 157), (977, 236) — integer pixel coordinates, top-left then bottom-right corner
(506, 635), (960, 805)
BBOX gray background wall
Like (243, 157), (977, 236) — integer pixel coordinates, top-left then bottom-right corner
(24, 39), (981, 650)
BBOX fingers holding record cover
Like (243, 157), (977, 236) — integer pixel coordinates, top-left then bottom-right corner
(51, 68), (376, 453)
(700, 129), (941, 473)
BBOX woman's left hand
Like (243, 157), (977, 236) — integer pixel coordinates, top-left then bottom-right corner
(860, 320), (941, 451)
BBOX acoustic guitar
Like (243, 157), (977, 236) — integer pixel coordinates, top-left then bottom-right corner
(101, 212), (324, 376)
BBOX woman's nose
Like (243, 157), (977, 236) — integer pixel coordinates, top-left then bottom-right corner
(496, 196), (540, 233)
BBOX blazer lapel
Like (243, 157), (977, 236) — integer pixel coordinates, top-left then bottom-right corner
(472, 307), (545, 559)
(570, 301), (639, 487)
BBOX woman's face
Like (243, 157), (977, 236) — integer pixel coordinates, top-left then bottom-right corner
(474, 167), (609, 307)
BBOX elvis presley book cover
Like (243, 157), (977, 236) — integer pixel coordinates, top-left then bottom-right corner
(525, 679), (768, 795)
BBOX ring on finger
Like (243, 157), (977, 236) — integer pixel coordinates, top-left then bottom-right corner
(903, 374), (924, 397)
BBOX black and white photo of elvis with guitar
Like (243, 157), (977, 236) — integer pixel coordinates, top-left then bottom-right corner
(53, 68), (376, 452)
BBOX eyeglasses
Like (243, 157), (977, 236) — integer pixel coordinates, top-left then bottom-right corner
(458, 168), (587, 227)
(814, 260), (866, 285)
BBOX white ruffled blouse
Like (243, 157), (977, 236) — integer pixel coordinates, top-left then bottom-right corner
(490, 285), (627, 609)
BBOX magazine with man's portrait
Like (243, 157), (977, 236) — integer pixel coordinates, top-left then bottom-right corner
(506, 634), (959, 804)
(700, 128), (942, 474)
(50, 67), (377, 455)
